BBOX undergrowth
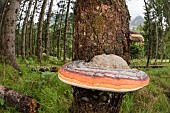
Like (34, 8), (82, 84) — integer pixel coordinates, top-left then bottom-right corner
(0, 57), (170, 113)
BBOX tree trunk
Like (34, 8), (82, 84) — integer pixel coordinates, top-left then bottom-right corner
(57, 4), (65, 60)
(44, 0), (53, 56)
(72, 0), (130, 112)
(52, 13), (58, 56)
(0, 0), (8, 58)
(0, 0), (5, 12)
(63, 0), (71, 61)
(29, 0), (38, 55)
(0, 85), (39, 113)
(144, 0), (152, 68)
(21, 0), (33, 59)
(0, 0), (7, 32)
(0, 0), (21, 69)
(16, 0), (27, 56)
(154, 19), (159, 64)
(37, 0), (47, 63)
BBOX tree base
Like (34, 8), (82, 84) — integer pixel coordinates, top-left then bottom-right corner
(69, 87), (124, 113)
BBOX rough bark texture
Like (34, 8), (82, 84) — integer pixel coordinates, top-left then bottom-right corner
(0, 85), (39, 113)
(73, 0), (130, 63)
(37, 0), (47, 62)
(72, 0), (130, 112)
(0, 0), (20, 69)
(70, 87), (124, 113)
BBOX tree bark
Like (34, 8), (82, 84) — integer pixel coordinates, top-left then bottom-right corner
(52, 13), (59, 56)
(0, 0), (7, 30)
(0, 85), (39, 113)
(44, 0), (53, 56)
(0, 0), (9, 58)
(73, 0), (130, 62)
(0, 0), (20, 69)
(63, 0), (71, 61)
(21, 0), (33, 59)
(72, 0), (130, 112)
(36, 0), (47, 63)
(57, 3), (65, 60)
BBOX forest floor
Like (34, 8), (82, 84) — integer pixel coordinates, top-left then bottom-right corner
(0, 56), (170, 113)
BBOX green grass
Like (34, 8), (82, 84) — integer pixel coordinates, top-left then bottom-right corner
(0, 57), (72, 113)
(0, 57), (170, 113)
(121, 63), (170, 113)
(130, 58), (169, 66)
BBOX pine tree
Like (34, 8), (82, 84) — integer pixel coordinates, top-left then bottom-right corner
(37, 0), (47, 62)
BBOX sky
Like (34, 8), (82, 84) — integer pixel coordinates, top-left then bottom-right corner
(126, 0), (145, 20)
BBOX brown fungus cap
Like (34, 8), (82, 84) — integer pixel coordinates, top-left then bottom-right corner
(58, 54), (150, 92)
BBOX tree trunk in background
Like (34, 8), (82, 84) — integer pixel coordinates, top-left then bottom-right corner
(144, 0), (152, 68)
(0, 0), (5, 15)
(52, 14), (58, 56)
(154, 19), (159, 64)
(72, 0), (130, 112)
(29, 0), (38, 55)
(0, 0), (21, 69)
(21, 0), (33, 59)
(37, 0), (47, 63)
(57, 6), (65, 60)
(16, 0), (27, 56)
(63, 0), (71, 61)
(45, 0), (53, 56)
(0, 0), (7, 31)
(0, 0), (8, 58)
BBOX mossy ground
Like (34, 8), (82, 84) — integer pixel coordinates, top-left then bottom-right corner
(0, 57), (170, 113)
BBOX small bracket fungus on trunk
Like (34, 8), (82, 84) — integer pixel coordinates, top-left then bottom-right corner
(58, 54), (149, 92)
(130, 31), (144, 46)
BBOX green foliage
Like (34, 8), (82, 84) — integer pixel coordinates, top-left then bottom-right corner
(0, 99), (4, 106)
(130, 43), (144, 59)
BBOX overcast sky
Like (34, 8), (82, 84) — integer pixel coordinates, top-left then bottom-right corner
(126, 0), (145, 20)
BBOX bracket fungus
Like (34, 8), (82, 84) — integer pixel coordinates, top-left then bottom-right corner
(130, 31), (144, 45)
(58, 54), (149, 92)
